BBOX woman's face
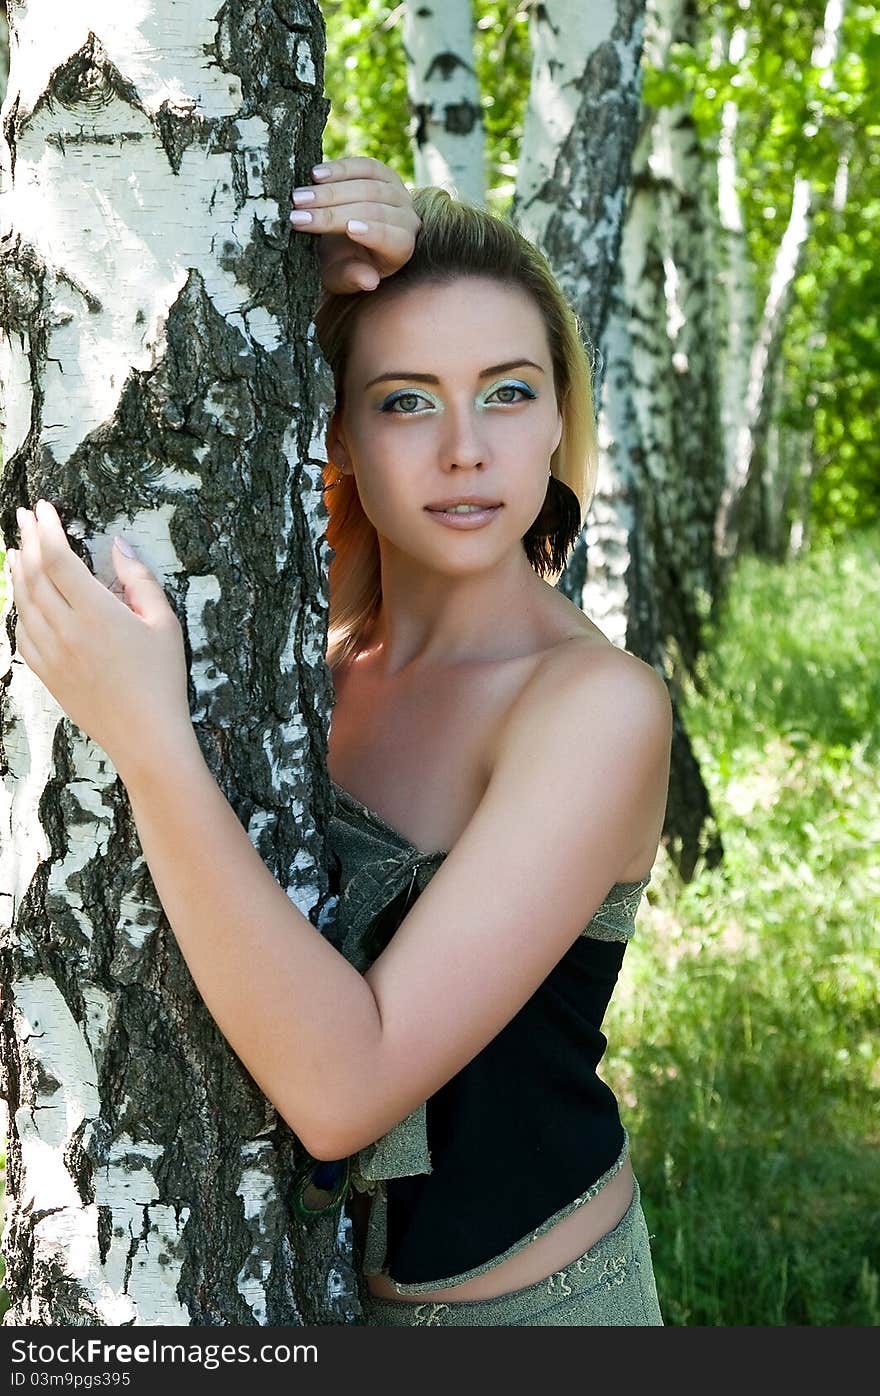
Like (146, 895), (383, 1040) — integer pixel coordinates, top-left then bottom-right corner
(327, 276), (564, 577)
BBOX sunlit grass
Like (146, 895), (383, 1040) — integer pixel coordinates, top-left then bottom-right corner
(605, 527), (880, 1325)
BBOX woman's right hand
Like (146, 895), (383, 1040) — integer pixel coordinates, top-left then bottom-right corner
(290, 156), (421, 293)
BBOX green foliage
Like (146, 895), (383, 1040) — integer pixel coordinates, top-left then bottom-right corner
(319, 2), (413, 181)
(472, 1), (533, 210)
(643, 0), (880, 539)
(321, 0), (532, 210)
(605, 529), (880, 1324)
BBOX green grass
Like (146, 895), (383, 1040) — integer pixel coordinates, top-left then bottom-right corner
(1, 529), (877, 1324)
(604, 526), (880, 1325)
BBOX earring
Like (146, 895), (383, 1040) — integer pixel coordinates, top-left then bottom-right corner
(522, 469), (583, 577)
(292, 1154), (352, 1221)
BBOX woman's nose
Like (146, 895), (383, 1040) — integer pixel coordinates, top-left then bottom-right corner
(440, 403), (486, 470)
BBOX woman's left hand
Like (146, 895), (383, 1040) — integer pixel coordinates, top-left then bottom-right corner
(290, 156), (421, 293)
(5, 500), (193, 777)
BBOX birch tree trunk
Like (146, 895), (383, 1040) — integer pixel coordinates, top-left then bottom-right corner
(787, 420), (818, 557)
(781, 147), (850, 560)
(514, 0), (720, 879)
(595, 294), (716, 880)
(0, 0), (357, 1326)
(513, 0), (646, 351)
(403, 0), (485, 203)
(715, 0), (846, 566)
(714, 22), (754, 493)
(716, 172), (814, 562)
(0, 3), (9, 108)
(760, 351), (787, 557)
(622, 0), (723, 678)
(512, 0), (646, 633)
(606, 0), (723, 874)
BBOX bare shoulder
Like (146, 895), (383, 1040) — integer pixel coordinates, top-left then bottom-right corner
(493, 634), (672, 779)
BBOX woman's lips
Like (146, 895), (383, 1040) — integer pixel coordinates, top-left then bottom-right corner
(424, 505), (503, 529)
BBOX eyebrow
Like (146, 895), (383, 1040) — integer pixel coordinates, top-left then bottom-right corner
(362, 359), (546, 389)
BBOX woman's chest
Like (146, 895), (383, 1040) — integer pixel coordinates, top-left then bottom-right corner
(327, 656), (541, 855)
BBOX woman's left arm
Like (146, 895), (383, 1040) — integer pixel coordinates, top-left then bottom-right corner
(5, 500), (383, 1160)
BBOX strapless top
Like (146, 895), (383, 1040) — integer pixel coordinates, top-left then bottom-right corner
(305, 779), (653, 1293)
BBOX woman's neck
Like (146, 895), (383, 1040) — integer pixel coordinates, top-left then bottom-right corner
(363, 547), (552, 678)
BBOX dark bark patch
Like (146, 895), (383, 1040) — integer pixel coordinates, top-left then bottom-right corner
(425, 51), (474, 84)
(444, 99), (481, 137)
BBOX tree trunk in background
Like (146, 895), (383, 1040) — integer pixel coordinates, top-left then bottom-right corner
(512, 0), (646, 629)
(0, 3), (8, 108)
(716, 172), (814, 564)
(760, 352), (787, 557)
(513, 0), (646, 352)
(403, 0), (485, 203)
(779, 146), (850, 560)
(596, 292), (717, 880)
(514, 0), (719, 879)
(715, 0), (845, 569)
(606, 0), (723, 876)
(787, 422), (818, 557)
(714, 22), (754, 500)
(622, 0), (723, 679)
(0, 0), (357, 1326)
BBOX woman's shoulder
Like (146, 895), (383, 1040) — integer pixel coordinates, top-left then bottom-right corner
(500, 633), (673, 759)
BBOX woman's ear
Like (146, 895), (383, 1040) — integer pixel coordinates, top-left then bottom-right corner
(326, 413), (353, 475)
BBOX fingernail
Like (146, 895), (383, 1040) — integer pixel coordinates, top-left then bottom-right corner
(114, 535), (137, 558)
(347, 219), (368, 234)
(311, 164), (331, 180)
(292, 187), (316, 203)
(289, 209), (313, 225)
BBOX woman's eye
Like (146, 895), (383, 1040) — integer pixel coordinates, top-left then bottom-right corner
(380, 391), (432, 414)
(486, 382), (536, 405)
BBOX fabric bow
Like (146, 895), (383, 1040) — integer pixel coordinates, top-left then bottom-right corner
(326, 788), (447, 1187)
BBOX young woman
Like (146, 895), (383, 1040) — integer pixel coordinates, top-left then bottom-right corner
(7, 158), (670, 1326)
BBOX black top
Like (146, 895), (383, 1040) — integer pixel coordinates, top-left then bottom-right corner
(385, 936), (628, 1282)
(326, 779), (649, 1290)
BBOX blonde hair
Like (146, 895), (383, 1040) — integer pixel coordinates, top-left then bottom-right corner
(315, 187), (599, 670)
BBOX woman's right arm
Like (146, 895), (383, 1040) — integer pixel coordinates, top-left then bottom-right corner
(289, 155), (421, 293)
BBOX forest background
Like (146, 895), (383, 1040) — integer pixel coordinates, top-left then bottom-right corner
(0, 0), (878, 1326)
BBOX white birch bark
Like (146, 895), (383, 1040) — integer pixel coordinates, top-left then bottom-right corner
(512, 0), (646, 646)
(513, 0), (718, 875)
(585, 0), (721, 874)
(0, 0), (355, 1326)
(620, 0), (723, 676)
(716, 172), (813, 559)
(0, 3), (9, 107)
(783, 144), (850, 558)
(403, 0), (485, 203)
(786, 422), (818, 557)
(513, 0), (646, 349)
(716, 0), (846, 562)
(714, 22), (754, 488)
